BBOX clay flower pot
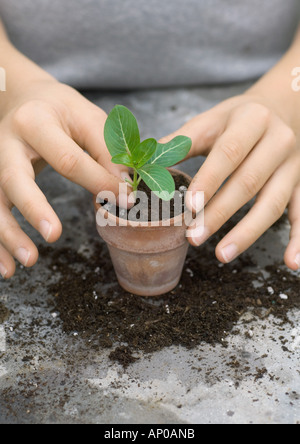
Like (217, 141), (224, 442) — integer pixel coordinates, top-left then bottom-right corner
(94, 169), (192, 297)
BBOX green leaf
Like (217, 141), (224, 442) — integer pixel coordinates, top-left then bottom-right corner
(137, 164), (175, 201)
(149, 136), (192, 167)
(104, 105), (140, 157)
(131, 138), (157, 168)
(111, 153), (133, 167)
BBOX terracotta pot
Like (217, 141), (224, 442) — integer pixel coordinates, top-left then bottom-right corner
(94, 169), (192, 297)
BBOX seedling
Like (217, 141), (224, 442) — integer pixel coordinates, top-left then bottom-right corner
(104, 105), (192, 201)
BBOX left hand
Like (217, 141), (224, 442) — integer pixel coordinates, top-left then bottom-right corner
(160, 94), (300, 271)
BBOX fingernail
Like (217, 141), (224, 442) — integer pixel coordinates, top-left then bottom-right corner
(0, 263), (7, 279)
(187, 226), (209, 246)
(39, 220), (52, 242)
(295, 253), (300, 269)
(121, 171), (132, 184)
(117, 193), (132, 209)
(221, 243), (239, 263)
(16, 248), (31, 267)
(190, 191), (204, 213)
(128, 193), (136, 205)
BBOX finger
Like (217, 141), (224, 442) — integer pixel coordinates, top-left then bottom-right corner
(18, 115), (132, 207)
(0, 143), (63, 243)
(285, 184), (300, 271)
(214, 152), (300, 263)
(187, 121), (296, 246)
(0, 196), (39, 268)
(187, 103), (270, 212)
(0, 243), (16, 279)
(69, 105), (132, 182)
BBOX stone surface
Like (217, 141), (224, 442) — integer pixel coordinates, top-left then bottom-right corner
(0, 84), (299, 424)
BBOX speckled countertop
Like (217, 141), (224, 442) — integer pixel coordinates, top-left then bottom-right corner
(0, 84), (299, 424)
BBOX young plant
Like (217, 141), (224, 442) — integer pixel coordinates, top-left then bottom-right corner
(104, 105), (192, 201)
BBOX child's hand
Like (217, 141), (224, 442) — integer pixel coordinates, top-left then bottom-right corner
(161, 94), (300, 271)
(0, 79), (130, 279)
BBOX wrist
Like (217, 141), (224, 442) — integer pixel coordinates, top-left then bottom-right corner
(0, 42), (55, 118)
(244, 42), (300, 137)
(244, 86), (298, 136)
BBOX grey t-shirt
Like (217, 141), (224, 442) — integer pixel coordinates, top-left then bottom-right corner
(0, 0), (299, 89)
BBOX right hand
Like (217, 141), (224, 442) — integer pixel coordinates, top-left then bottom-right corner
(0, 79), (131, 279)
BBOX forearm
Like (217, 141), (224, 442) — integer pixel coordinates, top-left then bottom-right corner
(246, 24), (300, 136)
(0, 18), (55, 117)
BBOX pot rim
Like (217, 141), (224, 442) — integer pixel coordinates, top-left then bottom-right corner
(94, 168), (192, 229)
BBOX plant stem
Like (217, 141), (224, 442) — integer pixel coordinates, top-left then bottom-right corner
(124, 178), (134, 187)
(133, 169), (139, 194)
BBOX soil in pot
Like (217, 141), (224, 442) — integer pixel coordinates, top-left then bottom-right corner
(102, 171), (190, 222)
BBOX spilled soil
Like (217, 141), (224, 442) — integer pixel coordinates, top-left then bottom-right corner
(41, 214), (300, 368)
(0, 303), (9, 324)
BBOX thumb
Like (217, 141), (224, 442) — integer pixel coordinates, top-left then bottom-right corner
(159, 106), (227, 159)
